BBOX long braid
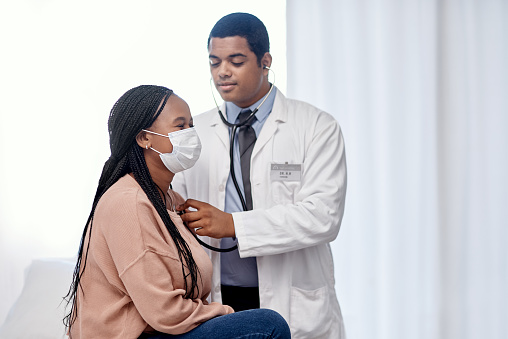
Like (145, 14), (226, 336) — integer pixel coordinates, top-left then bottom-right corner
(63, 86), (201, 333)
(128, 146), (201, 298)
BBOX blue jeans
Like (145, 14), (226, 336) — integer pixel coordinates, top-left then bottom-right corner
(139, 309), (291, 339)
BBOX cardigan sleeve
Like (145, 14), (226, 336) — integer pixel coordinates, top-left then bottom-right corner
(119, 250), (233, 334)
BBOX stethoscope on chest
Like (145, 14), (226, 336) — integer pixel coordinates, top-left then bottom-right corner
(182, 67), (275, 253)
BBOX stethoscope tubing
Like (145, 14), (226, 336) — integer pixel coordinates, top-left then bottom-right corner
(185, 124), (245, 253)
(192, 77), (274, 252)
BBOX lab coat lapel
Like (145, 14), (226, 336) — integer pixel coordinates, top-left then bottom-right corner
(210, 103), (230, 151)
(252, 89), (288, 159)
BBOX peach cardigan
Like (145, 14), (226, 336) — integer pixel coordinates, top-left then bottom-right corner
(70, 175), (233, 339)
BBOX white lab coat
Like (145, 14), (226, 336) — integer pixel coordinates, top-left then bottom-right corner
(173, 89), (347, 339)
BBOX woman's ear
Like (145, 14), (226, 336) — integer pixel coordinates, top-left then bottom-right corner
(136, 130), (150, 149)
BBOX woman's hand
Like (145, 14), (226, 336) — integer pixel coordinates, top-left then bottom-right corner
(176, 199), (235, 238)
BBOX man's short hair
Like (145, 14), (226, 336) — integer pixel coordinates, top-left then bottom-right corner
(208, 12), (270, 65)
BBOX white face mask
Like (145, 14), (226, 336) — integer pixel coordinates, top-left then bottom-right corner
(143, 127), (202, 173)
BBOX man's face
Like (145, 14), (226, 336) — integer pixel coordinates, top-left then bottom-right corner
(208, 36), (268, 108)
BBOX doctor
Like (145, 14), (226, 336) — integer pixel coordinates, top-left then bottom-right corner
(174, 12), (347, 339)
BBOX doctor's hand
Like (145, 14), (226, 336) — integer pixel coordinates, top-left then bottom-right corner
(176, 199), (236, 239)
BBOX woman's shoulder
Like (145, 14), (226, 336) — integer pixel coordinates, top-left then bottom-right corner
(102, 174), (147, 201)
(95, 175), (152, 220)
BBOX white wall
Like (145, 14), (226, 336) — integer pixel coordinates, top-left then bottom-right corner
(0, 0), (286, 324)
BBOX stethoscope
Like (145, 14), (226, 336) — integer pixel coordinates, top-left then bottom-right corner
(185, 67), (275, 253)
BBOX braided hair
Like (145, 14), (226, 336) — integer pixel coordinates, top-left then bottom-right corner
(63, 85), (201, 333)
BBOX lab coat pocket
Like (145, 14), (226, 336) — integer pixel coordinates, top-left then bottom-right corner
(271, 181), (300, 204)
(290, 286), (330, 338)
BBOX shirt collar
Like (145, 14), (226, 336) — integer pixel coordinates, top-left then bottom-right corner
(225, 85), (277, 124)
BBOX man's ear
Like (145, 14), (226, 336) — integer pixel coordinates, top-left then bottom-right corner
(261, 52), (272, 72)
(136, 130), (150, 149)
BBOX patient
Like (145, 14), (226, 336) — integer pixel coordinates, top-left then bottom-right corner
(63, 85), (290, 339)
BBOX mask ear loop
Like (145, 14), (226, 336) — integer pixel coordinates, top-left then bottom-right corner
(142, 129), (167, 154)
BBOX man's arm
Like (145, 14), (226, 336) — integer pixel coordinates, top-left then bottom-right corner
(234, 112), (347, 257)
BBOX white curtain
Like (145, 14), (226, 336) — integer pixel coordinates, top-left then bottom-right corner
(287, 1), (507, 339)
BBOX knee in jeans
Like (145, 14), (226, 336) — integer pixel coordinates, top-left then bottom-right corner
(257, 309), (291, 335)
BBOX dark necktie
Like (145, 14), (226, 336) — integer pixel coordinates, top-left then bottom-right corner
(237, 110), (257, 210)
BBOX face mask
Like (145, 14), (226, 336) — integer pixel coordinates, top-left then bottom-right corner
(143, 127), (202, 173)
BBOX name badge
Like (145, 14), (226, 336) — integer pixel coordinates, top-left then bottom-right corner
(270, 164), (302, 181)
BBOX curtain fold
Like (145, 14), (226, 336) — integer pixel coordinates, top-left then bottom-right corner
(287, 1), (508, 339)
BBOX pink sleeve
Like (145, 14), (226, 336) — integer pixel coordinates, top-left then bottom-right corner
(119, 251), (233, 334)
